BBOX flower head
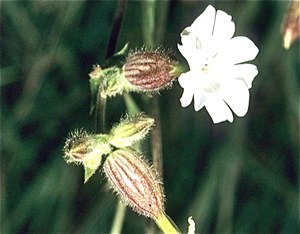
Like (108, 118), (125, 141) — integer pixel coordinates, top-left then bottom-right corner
(123, 50), (179, 91)
(178, 5), (259, 123)
(63, 129), (111, 183)
(109, 114), (155, 148)
(104, 149), (164, 219)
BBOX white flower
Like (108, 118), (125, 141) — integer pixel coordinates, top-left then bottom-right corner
(178, 5), (259, 123)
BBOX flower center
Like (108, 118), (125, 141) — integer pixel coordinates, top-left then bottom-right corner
(201, 63), (221, 93)
(202, 64), (209, 74)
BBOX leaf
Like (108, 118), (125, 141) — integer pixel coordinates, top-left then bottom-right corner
(84, 166), (97, 183)
(83, 153), (104, 183)
(104, 43), (129, 68)
(114, 43), (129, 56)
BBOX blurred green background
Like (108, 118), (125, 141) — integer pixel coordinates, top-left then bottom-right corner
(1, 1), (299, 233)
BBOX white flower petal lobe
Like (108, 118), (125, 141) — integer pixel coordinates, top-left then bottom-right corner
(177, 5), (259, 123)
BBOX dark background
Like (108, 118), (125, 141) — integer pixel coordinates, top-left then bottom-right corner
(1, 1), (299, 233)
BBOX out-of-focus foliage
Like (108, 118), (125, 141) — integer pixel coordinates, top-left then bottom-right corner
(1, 1), (298, 234)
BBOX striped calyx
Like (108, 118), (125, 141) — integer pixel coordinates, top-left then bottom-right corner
(109, 114), (155, 147)
(104, 149), (164, 219)
(123, 51), (178, 91)
(63, 130), (110, 164)
(63, 129), (94, 162)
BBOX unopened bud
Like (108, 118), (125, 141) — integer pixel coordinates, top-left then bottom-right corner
(89, 65), (125, 98)
(104, 149), (164, 219)
(64, 129), (93, 162)
(63, 129), (111, 182)
(109, 114), (155, 147)
(123, 50), (179, 91)
(282, 0), (300, 49)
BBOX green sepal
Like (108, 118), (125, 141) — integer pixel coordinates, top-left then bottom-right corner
(114, 43), (129, 56)
(84, 165), (97, 183)
(109, 114), (155, 148)
(83, 153), (102, 183)
(89, 66), (126, 115)
(104, 43), (129, 68)
(82, 134), (111, 183)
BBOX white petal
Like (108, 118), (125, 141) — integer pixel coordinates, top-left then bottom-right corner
(213, 10), (235, 41)
(191, 5), (216, 38)
(181, 27), (198, 47)
(180, 88), (194, 108)
(180, 5), (216, 54)
(177, 44), (206, 71)
(181, 26), (204, 50)
(230, 64), (258, 88)
(205, 97), (234, 123)
(194, 92), (207, 111)
(178, 72), (195, 107)
(222, 79), (250, 117)
(178, 72), (191, 88)
(218, 64), (258, 88)
(209, 9), (235, 57)
(215, 36), (259, 65)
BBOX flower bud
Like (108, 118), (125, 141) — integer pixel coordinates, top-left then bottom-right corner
(64, 129), (92, 162)
(104, 149), (164, 219)
(89, 65), (125, 99)
(282, 0), (299, 49)
(63, 129), (111, 182)
(123, 50), (179, 91)
(109, 114), (155, 147)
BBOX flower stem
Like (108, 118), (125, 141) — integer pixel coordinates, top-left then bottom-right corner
(154, 212), (181, 234)
(150, 96), (163, 176)
(96, 96), (106, 133)
(123, 92), (141, 115)
(110, 202), (126, 234)
(141, 0), (156, 48)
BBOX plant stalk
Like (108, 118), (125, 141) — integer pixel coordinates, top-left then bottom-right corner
(154, 212), (181, 234)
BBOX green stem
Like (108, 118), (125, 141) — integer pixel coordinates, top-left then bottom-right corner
(154, 212), (181, 234)
(123, 92), (141, 115)
(141, 0), (156, 48)
(96, 96), (106, 133)
(150, 96), (163, 176)
(110, 202), (126, 234)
